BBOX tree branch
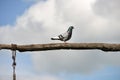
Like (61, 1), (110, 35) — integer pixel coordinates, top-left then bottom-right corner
(0, 43), (120, 52)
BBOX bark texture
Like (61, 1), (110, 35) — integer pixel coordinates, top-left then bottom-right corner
(0, 43), (120, 52)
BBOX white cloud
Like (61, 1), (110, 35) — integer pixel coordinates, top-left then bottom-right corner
(17, 75), (63, 80)
(93, 0), (120, 20)
(0, 0), (120, 75)
(0, 75), (63, 80)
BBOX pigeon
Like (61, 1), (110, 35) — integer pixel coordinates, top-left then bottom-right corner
(51, 26), (74, 42)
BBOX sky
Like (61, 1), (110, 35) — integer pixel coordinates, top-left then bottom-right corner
(0, 0), (120, 80)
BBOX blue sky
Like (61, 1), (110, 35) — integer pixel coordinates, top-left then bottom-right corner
(0, 0), (120, 80)
(0, 0), (34, 26)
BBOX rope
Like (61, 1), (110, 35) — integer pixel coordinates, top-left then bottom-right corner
(11, 44), (17, 80)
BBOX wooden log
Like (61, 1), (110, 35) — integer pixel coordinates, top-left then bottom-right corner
(0, 43), (120, 52)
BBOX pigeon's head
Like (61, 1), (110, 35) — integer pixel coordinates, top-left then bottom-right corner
(67, 26), (74, 32)
(69, 26), (74, 29)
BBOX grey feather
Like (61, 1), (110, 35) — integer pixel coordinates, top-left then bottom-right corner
(51, 26), (74, 42)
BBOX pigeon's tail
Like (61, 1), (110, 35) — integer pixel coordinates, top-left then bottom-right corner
(51, 37), (60, 40)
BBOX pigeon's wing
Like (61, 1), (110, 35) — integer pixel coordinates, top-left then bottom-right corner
(58, 32), (69, 40)
(62, 32), (68, 37)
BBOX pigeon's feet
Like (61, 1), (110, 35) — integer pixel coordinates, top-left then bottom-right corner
(64, 41), (67, 44)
